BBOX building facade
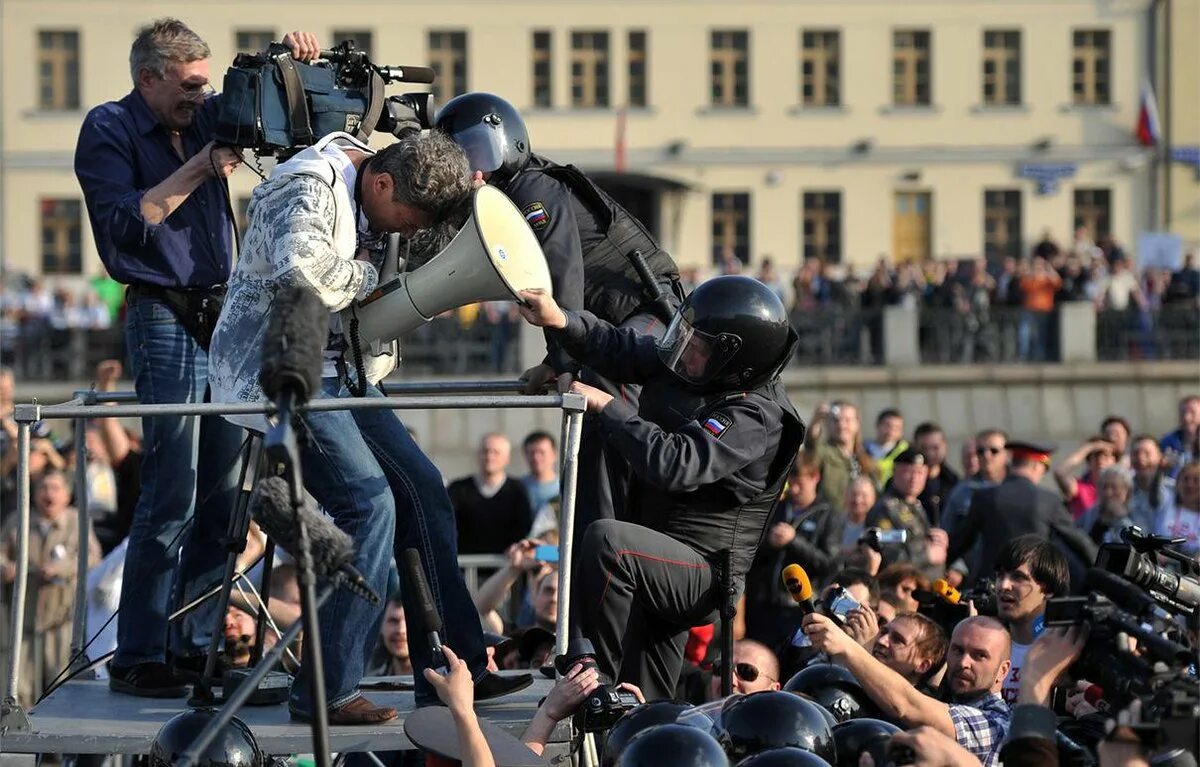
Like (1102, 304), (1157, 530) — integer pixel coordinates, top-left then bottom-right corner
(3, 0), (1194, 285)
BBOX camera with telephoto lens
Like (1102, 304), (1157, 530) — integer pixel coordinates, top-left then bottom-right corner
(214, 40), (437, 156)
(859, 527), (907, 553)
(555, 638), (639, 732)
(1095, 526), (1200, 615)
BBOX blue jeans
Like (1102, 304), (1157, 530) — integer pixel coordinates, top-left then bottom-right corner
(114, 297), (245, 667)
(289, 379), (487, 714)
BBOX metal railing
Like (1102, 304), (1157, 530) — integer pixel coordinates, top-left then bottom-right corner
(918, 306), (1025, 364)
(1096, 305), (1200, 361)
(0, 381), (586, 734)
(788, 307), (884, 366)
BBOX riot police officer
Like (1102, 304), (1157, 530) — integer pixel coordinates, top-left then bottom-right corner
(435, 92), (681, 535)
(517, 276), (806, 701)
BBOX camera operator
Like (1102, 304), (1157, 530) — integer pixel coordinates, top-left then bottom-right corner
(948, 441), (1097, 589)
(517, 277), (804, 701)
(73, 19), (320, 697)
(803, 613), (1013, 765)
(865, 448), (949, 581)
(992, 536), (1070, 705)
(208, 130), (531, 724)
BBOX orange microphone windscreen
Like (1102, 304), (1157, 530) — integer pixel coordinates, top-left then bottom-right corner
(782, 564), (814, 603)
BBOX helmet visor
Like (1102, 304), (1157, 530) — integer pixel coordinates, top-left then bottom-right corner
(657, 313), (741, 386)
(450, 122), (505, 175)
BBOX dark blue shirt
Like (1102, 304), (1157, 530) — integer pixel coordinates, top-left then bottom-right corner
(74, 90), (233, 288)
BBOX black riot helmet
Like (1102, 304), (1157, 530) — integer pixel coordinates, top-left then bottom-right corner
(149, 708), (265, 767)
(603, 701), (697, 767)
(616, 723), (730, 767)
(735, 747), (833, 767)
(783, 664), (877, 723)
(434, 92), (532, 184)
(658, 276), (794, 392)
(716, 691), (836, 763)
(829, 719), (901, 767)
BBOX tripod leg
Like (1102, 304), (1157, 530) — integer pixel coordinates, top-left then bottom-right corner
(193, 435), (261, 701)
(249, 540), (275, 666)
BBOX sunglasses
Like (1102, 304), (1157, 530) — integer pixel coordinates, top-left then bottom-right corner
(975, 446), (1004, 456)
(711, 660), (773, 684)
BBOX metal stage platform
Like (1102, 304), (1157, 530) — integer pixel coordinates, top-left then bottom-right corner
(2, 673), (562, 756)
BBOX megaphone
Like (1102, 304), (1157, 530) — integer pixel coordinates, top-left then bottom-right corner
(343, 184), (552, 352)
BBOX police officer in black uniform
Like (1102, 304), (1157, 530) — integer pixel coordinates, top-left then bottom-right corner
(516, 276), (806, 702)
(435, 92), (682, 536)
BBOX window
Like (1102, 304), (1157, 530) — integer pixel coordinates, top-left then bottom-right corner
(331, 29), (373, 59)
(800, 30), (840, 107)
(628, 30), (648, 108)
(41, 199), (82, 275)
(235, 30), (276, 54)
(532, 31), (552, 107)
(982, 30), (1021, 105)
(570, 31), (610, 108)
(983, 190), (1022, 260)
(893, 30), (931, 106)
(37, 31), (80, 110)
(711, 192), (751, 264)
(1072, 29), (1110, 105)
(710, 30), (749, 107)
(1073, 188), (1111, 240)
(802, 192), (842, 263)
(429, 31), (468, 104)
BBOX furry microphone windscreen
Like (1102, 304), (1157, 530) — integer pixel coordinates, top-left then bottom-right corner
(249, 476), (355, 578)
(259, 285), (329, 403)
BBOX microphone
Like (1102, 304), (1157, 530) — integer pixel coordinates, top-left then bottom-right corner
(402, 548), (449, 675)
(259, 286), (328, 474)
(782, 564), (815, 615)
(933, 579), (962, 605)
(249, 476), (380, 604)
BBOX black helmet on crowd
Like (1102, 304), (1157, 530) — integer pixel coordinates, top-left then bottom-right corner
(603, 701), (697, 767)
(735, 747), (833, 767)
(434, 92), (531, 184)
(783, 664), (877, 723)
(829, 719), (901, 767)
(616, 723), (730, 767)
(658, 276), (794, 392)
(149, 708), (265, 767)
(716, 691), (836, 763)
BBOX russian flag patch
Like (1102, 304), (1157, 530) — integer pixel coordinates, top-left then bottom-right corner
(523, 201), (550, 231)
(700, 413), (734, 440)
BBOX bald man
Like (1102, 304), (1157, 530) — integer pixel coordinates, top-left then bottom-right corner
(709, 639), (781, 699)
(804, 614), (1012, 766)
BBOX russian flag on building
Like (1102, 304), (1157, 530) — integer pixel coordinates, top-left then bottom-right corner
(1135, 77), (1161, 147)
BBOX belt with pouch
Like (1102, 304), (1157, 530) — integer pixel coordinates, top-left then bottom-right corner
(126, 283), (227, 351)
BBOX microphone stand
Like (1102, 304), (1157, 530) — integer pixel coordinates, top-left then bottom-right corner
(264, 391), (332, 767)
(177, 577), (342, 767)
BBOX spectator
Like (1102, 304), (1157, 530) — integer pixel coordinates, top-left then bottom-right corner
(756, 258), (789, 307)
(448, 433), (534, 555)
(1101, 415), (1133, 470)
(1, 470), (102, 706)
(865, 448), (947, 580)
(1164, 251), (1199, 304)
(709, 639), (781, 699)
(942, 430), (1008, 583)
(803, 613), (1013, 766)
(840, 476), (878, 552)
(826, 566), (880, 611)
(1095, 255), (1146, 313)
(993, 537), (1069, 705)
(913, 422), (959, 526)
(878, 563), (928, 614)
(473, 539), (558, 635)
(866, 408), (909, 485)
(89, 360), (142, 555)
(1160, 395), (1200, 477)
(519, 431), (559, 539)
(1076, 466), (1137, 544)
(1017, 256), (1062, 362)
(1070, 225), (1102, 265)
(222, 604), (257, 669)
(1053, 437), (1118, 520)
(1129, 434), (1175, 531)
(1153, 460), (1200, 557)
(368, 596), (412, 676)
(1032, 230), (1060, 262)
(869, 612), (947, 687)
(805, 400), (878, 510)
(959, 436), (981, 482)
(748, 452), (842, 648)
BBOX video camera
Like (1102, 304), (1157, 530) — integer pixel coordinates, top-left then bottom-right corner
(556, 638), (640, 732)
(213, 40), (438, 156)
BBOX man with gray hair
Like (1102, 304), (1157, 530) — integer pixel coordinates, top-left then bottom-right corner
(74, 18), (320, 697)
(209, 128), (532, 725)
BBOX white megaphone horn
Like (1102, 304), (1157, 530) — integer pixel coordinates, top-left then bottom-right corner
(343, 184), (553, 352)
